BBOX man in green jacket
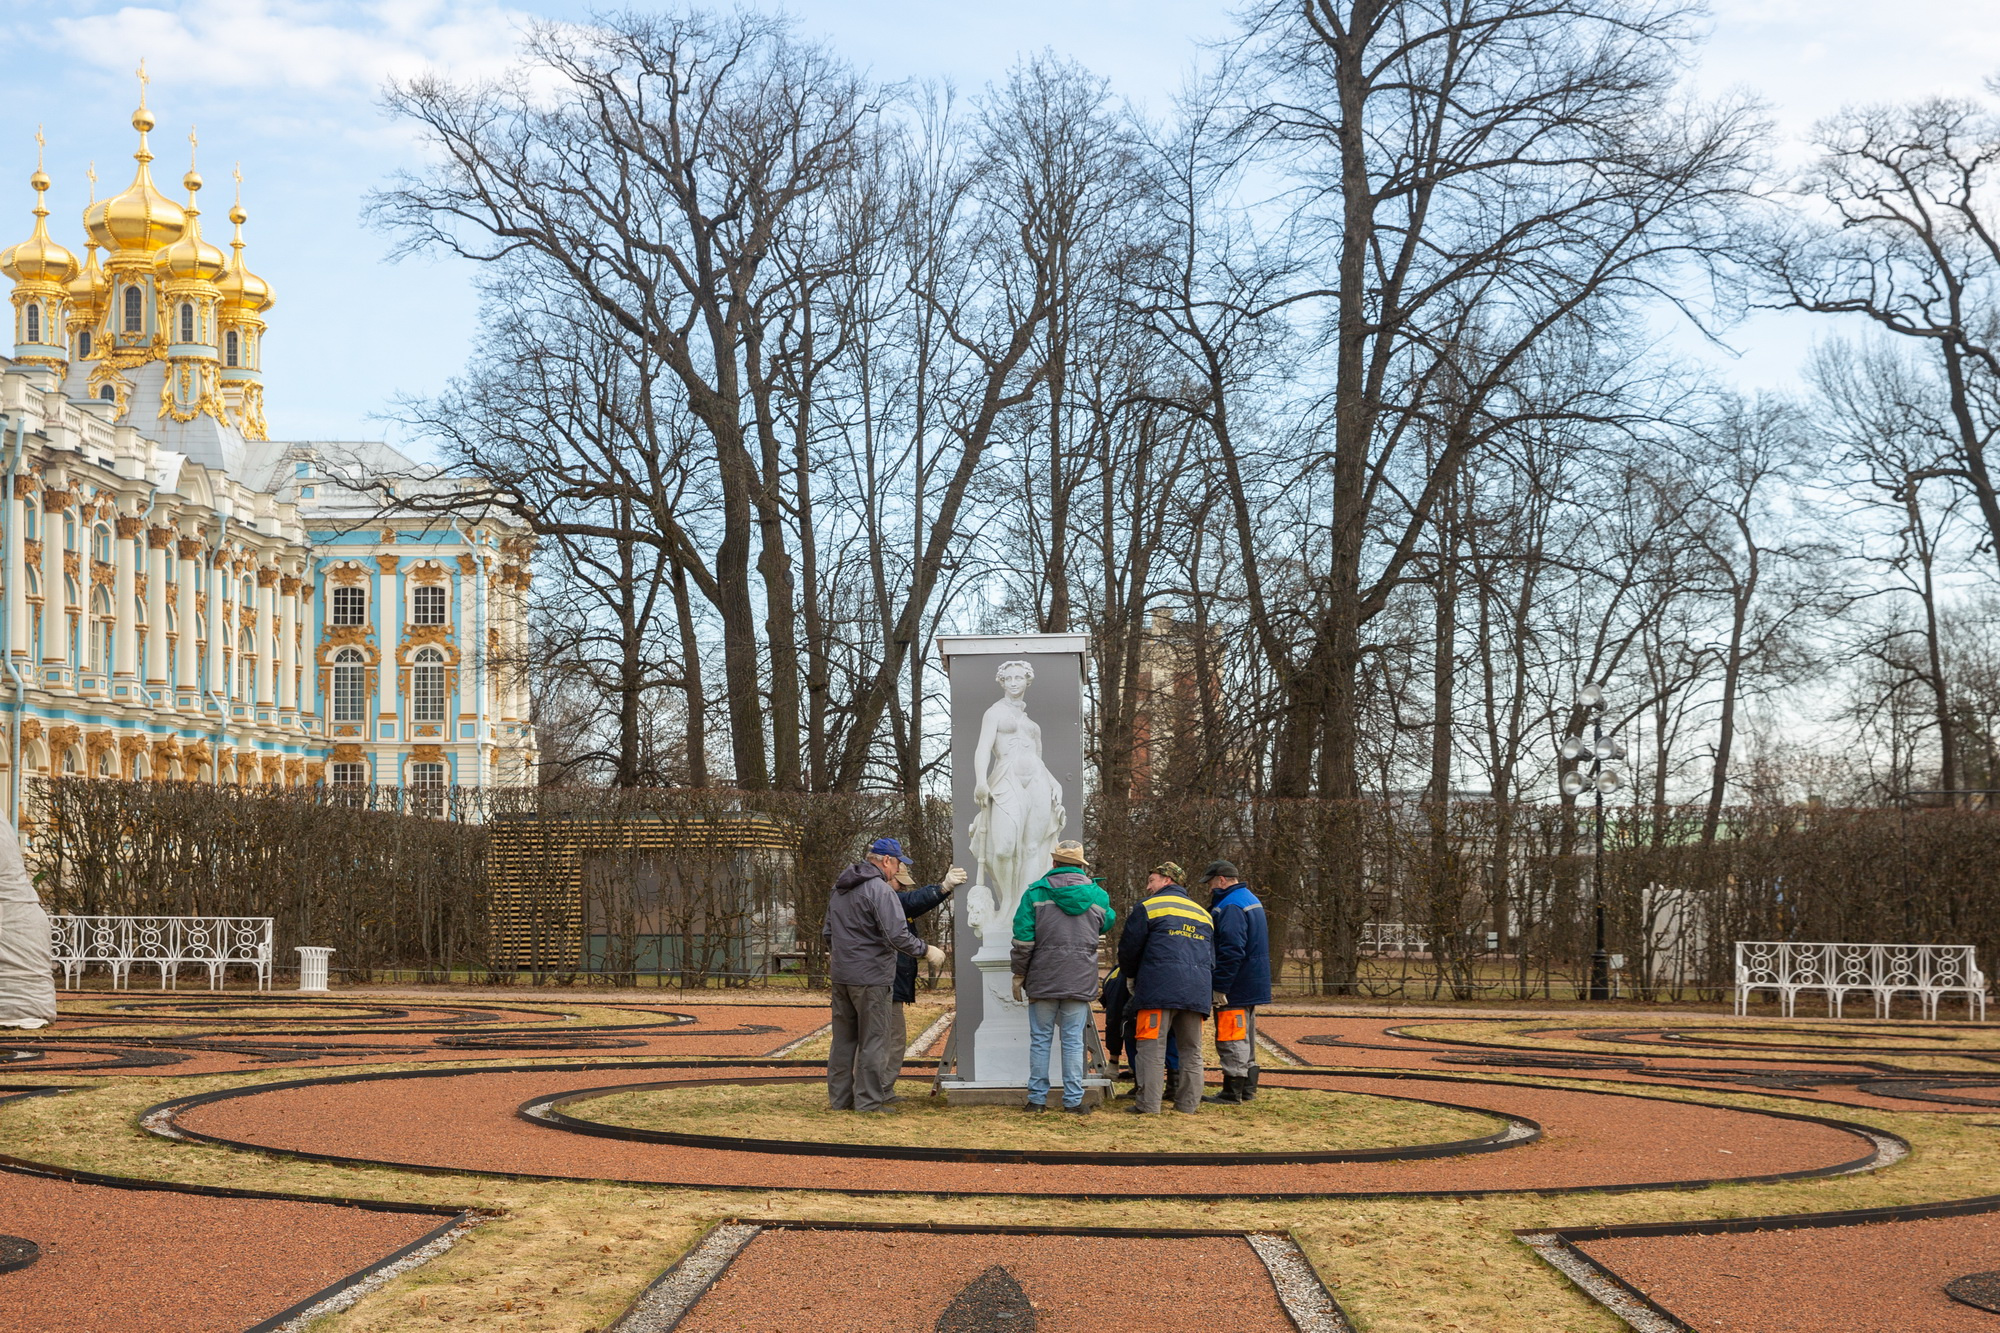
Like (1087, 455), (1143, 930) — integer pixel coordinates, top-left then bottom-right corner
(1010, 839), (1115, 1113)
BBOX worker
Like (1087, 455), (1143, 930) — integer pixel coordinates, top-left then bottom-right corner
(1011, 840), (1115, 1114)
(1203, 859), (1271, 1104)
(823, 837), (945, 1113)
(1116, 863), (1213, 1114)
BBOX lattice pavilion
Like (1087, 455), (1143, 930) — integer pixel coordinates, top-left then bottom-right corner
(0, 78), (537, 819)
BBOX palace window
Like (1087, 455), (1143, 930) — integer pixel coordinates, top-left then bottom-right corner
(61, 748), (78, 775)
(224, 329), (239, 367)
(96, 749), (112, 778)
(98, 385), (114, 403)
(122, 285), (141, 333)
(411, 647), (446, 722)
(24, 303), (39, 343)
(78, 329), (91, 358)
(411, 584), (445, 626)
(178, 302), (194, 343)
(331, 761), (366, 788)
(331, 648), (365, 722)
(239, 630), (253, 699)
(331, 585), (366, 626)
(409, 762), (445, 812)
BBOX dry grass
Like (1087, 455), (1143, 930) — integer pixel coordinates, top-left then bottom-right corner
(569, 1077), (1502, 1153)
(1402, 1017), (2000, 1071)
(6, 1044), (2000, 1332)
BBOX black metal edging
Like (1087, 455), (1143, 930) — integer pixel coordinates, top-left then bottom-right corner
(1520, 1232), (1695, 1332)
(239, 1211), (476, 1333)
(134, 1059), (1906, 1202)
(517, 1074), (1538, 1167)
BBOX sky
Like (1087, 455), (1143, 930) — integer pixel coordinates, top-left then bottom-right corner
(3, 0), (2000, 447)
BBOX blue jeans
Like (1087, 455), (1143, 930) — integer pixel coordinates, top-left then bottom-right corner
(1028, 998), (1090, 1107)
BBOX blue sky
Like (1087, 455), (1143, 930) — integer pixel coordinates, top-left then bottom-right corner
(4, 0), (1999, 447)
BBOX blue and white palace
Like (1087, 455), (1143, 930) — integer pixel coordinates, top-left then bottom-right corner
(0, 89), (537, 819)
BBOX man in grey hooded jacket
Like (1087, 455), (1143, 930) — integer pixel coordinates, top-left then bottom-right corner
(1010, 840), (1114, 1113)
(823, 838), (945, 1112)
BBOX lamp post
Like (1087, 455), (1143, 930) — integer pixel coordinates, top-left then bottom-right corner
(1560, 684), (1624, 1002)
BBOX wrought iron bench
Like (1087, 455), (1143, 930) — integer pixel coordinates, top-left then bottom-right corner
(1733, 941), (1987, 1021)
(51, 915), (274, 991)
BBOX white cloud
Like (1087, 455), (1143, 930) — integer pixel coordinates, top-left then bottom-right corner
(47, 0), (527, 96)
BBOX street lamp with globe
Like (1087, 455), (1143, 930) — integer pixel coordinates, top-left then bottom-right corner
(1560, 685), (1624, 1002)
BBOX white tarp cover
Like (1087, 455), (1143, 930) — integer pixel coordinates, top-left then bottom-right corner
(0, 816), (55, 1026)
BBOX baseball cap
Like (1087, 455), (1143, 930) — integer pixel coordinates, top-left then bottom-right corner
(1151, 861), (1185, 883)
(1203, 859), (1240, 881)
(868, 837), (914, 865)
(1052, 839), (1089, 866)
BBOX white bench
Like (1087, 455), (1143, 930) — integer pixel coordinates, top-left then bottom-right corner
(52, 915), (274, 991)
(1734, 941), (1987, 1020)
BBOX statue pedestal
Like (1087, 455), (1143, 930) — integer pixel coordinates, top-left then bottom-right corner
(938, 954), (1109, 1108)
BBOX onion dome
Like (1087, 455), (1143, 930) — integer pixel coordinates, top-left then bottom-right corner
(215, 201), (272, 314)
(0, 168), (80, 286)
(67, 240), (108, 314)
(155, 168), (225, 283)
(83, 101), (186, 256)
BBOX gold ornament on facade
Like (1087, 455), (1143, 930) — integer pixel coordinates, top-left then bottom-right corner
(331, 743), (363, 764)
(409, 560), (447, 585)
(283, 757), (302, 784)
(410, 744), (444, 764)
(184, 739), (210, 767)
(41, 488), (69, 513)
(279, 574), (300, 595)
(18, 718), (41, 744)
(194, 590), (207, 616)
(90, 558), (114, 588)
(456, 553), (477, 576)
(134, 574), (147, 605)
(62, 551), (79, 579)
(47, 723), (80, 754)
(256, 565), (277, 586)
(176, 536), (203, 559)
(116, 516), (143, 538)
(327, 562), (367, 587)
(22, 540), (41, 566)
(147, 526), (173, 549)
(374, 553), (399, 575)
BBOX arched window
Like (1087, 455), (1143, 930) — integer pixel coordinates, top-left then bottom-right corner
(224, 330), (238, 367)
(239, 629), (253, 699)
(331, 585), (366, 626)
(96, 749), (112, 778)
(332, 648), (365, 722)
(61, 748), (79, 775)
(411, 584), (446, 626)
(131, 752), (147, 781)
(78, 329), (91, 359)
(97, 384), (115, 403)
(178, 302), (194, 343)
(122, 285), (142, 333)
(411, 647), (446, 722)
(94, 526), (111, 563)
(24, 303), (39, 343)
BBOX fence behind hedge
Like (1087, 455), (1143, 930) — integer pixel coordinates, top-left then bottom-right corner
(31, 778), (2000, 997)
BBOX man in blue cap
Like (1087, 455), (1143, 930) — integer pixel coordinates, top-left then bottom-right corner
(823, 837), (944, 1112)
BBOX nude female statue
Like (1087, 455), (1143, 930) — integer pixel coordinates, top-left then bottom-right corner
(966, 660), (1065, 955)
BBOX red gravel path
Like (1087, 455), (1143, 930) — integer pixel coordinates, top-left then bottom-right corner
(0, 1168), (446, 1333)
(169, 1065), (1876, 1198)
(7, 1003), (830, 1076)
(1256, 1015), (1983, 1113)
(677, 1230), (1296, 1331)
(1578, 1211), (2000, 1332)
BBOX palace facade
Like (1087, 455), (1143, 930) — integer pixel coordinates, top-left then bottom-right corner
(0, 89), (536, 819)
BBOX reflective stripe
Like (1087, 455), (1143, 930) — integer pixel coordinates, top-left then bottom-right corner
(1144, 899), (1212, 926)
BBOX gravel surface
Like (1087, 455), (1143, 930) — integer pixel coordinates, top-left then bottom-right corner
(0, 1168), (446, 1333)
(1577, 1212), (2000, 1332)
(170, 1063), (1876, 1198)
(669, 1230), (1299, 1332)
(1256, 1015), (1989, 1113)
(6, 1003), (832, 1076)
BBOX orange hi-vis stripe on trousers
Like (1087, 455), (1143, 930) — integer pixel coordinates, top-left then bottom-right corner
(1134, 1008), (1162, 1042)
(1216, 1007), (1248, 1042)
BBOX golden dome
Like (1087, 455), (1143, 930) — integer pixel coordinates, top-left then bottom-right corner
(216, 199), (272, 315)
(154, 168), (225, 283)
(68, 240), (108, 312)
(0, 167), (79, 286)
(83, 103), (186, 256)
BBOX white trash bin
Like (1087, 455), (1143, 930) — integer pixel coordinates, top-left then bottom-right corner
(295, 946), (334, 994)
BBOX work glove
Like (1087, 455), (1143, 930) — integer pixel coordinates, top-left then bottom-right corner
(924, 945), (946, 968)
(1011, 975), (1026, 1003)
(942, 866), (967, 891)
(1213, 991), (1228, 1009)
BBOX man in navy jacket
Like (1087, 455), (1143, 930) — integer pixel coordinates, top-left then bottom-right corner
(893, 862), (966, 1054)
(1116, 866), (1214, 1114)
(1203, 859), (1271, 1104)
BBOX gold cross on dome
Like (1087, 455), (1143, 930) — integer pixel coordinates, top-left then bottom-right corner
(136, 58), (149, 102)
(86, 161), (97, 203)
(233, 162), (242, 200)
(188, 125), (198, 167)
(33, 126), (44, 170)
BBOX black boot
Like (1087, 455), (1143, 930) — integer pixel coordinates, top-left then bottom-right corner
(1162, 1068), (1180, 1106)
(1241, 1065), (1261, 1102)
(1203, 1073), (1247, 1105)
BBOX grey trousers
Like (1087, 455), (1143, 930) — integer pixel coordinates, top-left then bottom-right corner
(828, 982), (899, 1111)
(1135, 1008), (1206, 1113)
(1218, 1006), (1258, 1077)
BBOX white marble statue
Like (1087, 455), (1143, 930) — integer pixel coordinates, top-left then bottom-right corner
(965, 659), (1064, 958)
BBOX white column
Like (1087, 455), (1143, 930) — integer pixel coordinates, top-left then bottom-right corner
(376, 554), (398, 728)
(256, 567), (277, 708)
(206, 548), (227, 703)
(6, 481), (27, 664)
(146, 527), (169, 692)
(38, 488), (65, 671)
(113, 515), (139, 682)
(276, 570), (296, 714)
(174, 534), (198, 695)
